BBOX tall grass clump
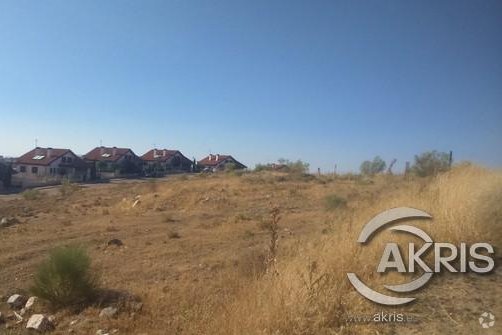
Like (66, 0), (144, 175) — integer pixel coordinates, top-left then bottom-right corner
(324, 193), (347, 210)
(60, 177), (80, 196)
(31, 245), (99, 308)
(21, 188), (41, 200)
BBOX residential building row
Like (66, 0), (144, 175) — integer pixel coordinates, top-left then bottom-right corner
(6, 146), (246, 188)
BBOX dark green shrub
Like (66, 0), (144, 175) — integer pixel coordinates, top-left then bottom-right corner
(412, 150), (451, 177)
(30, 246), (99, 308)
(324, 194), (347, 210)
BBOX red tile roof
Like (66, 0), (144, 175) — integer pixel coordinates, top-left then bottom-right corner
(15, 148), (73, 166)
(198, 154), (230, 166)
(83, 147), (136, 162)
(198, 154), (246, 168)
(141, 149), (179, 162)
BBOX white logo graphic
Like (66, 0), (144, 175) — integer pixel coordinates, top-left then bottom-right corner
(479, 312), (495, 328)
(347, 207), (495, 306)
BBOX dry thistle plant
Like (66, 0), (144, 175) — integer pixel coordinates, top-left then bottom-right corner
(265, 207), (281, 274)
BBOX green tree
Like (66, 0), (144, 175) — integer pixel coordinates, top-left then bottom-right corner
(412, 150), (451, 177)
(360, 156), (386, 176)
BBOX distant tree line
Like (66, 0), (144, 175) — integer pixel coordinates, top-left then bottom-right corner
(359, 150), (452, 177)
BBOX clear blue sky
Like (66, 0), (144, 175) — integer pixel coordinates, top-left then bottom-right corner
(0, 0), (501, 172)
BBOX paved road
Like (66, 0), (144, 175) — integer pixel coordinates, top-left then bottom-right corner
(0, 176), (169, 199)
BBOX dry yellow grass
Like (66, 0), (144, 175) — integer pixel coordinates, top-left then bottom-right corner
(0, 165), (500, 334)
(199, 165), (502, 335)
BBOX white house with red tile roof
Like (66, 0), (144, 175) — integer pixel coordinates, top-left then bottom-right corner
(83, 146), (142, 179)
(197, 154), (246, 172)
(12, 147), (90, 188)
(141, 149), (193, 176)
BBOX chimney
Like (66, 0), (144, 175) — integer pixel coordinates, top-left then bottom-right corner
(153, 148), (157, 157)
(216, 154), (219, 161)
(35, 147), (41, 156)
(112, 147), (117, 156)
(209, 154), (213, 161)
(47, 147), (53, 157)
(100, 146), (104, 155)
(163, 149), (166, 157)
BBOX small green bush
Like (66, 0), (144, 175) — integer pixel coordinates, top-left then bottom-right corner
(324, 194), (347, 210)
(60, 177), (79, 196)
(30, 246), (99, 308)
(21, 189), (41, 200)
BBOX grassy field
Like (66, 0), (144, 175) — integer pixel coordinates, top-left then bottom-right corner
(0, 164), (501, 334)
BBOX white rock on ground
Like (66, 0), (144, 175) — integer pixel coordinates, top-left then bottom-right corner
(7, 294), (26, 309)
(25, 296), (37, 310)
(13, 311), (23, 322)
(26, 314), (54, 332)
(96, 329), (110, 335)
(99, 307), (118, 318)
(48, 315), (57, 325)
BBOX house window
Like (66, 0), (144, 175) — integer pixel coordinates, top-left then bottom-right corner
(20, 166), (26, 172)
(31, 166), (38, 174)
(62, 156), (72, 163)
(50, 168), (57, 175)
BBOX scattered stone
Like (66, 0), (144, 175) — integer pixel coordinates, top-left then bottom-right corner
(13, 311), (24, 323)
(132, 199), (140, 208)
(69, 320), (78, 326)
(107, 239), (123, 247)
(25, 296), (37, 310)
(48, 315), (57, 325)
(7, 294), (26, 309)
(96, 329), (110, 335)
(99, 307), (118, 318)
(26, 314), (54, 332)
(0, 217), (20, 228)
(0, 311), (4, 323)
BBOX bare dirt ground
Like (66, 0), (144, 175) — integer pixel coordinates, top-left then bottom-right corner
(0, 169), (500, 335)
